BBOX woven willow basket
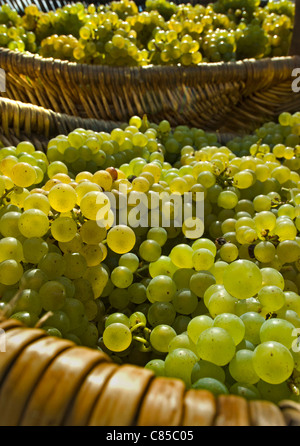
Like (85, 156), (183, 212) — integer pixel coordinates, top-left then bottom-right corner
(0, 97), (299, 426)
(0, 1), (299, 133)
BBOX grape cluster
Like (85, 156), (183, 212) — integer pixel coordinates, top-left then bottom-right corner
(0, 0), (295, 66)
(2, 111), (300, 404)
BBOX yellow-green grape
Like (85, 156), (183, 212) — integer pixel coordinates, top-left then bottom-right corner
(150, 324), (177, 353)
(164, 348), (199, 388)
(139, 239), (161, 262)
(111, 266), (133, 288)
(23, 237), (48, 263)
(223, 260), (262, 300)
(79, 220), (106, 245)
(39, 280), (66, 311)
(10, 162), (37, 187)
(261, 267), (284, 290)
(48, 183), (77, 213)
(254, 241), (276, 263)
(170, 244), (193, 268)
(259, 318), (295, 349)
(196, 327), (236, 367)
(107, 225), (136, 254)
(83, 264), (109, 298)
(81, 244), (105, 267)
(191, 360), (226, 385)
(80, 190), (111, 222)
(38, 252), (66, 280)
(213, 313), (245, 346)
(0, 259), (23, 285)
(252, 341), (294, 385)
(75, 181), (102, 205)
(257, 285), (285, 312)
(191, 238), (217, 256)
(240, 312), (265, 345)
(103, 322), (132, 352)
(51, 217), (77, 242)
(63, 253), (87, 280)
(187, 315), (214, 344)
(18, 209), (49, 238)
(0, 237), (23, 262)
(219, 243), (239, 263)
(192, 248), (215, 271)
(119, 253), (139, 273)
(146, 275), (177, 303)
(93, 170), (113, 191)
(23, 192), (50, 215)
(229, 349), (260, 385)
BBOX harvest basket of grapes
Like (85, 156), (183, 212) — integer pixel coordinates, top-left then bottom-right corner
(0, 0), (299, 133)
(2, 92), (300, 426)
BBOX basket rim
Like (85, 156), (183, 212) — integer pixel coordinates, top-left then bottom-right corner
(1, 47), (300, 85)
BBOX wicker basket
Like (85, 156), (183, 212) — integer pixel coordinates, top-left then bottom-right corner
(1, 317), (300, 426)
(0, 1), (299, 133)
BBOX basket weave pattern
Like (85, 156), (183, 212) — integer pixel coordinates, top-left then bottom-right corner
(1, 318), (298, 426)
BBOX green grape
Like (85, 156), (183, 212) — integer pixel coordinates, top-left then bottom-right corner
(63, 253), (87, 279)
(172, 268), (194, 289)
(170, 244), (194, 268)
(62, 297), (86, 330)
(189, 271), (216, 298)
(213, 313), (245, 346)
(19, 268), (48, 291)
(38, 252), (66, 280)
(0, 237), (23, 263)
(108, 288), (130, 310)
(18, 209), (49, 238)
(119, 253), (139, 272)
(128, 282), (147, 304)
(145, 359), (165, 376)
(240, 312), (265, 345)
(192, 377), (229, 396)
(259, 318), (295, 349)
(107, 225), (136, 254)
(164, 348), (199, 387)
(229, 349), (260, 384)
(192, 238), (217, 256)
(23, 193), (50, 215)
(80, 220), (106, 244)
(252, 341), (294, 384)
(23, 237), (48, 264)
(192, 248), (215, 271)
(168, 332), (198, 356)
(256, 380), (292, 404)
(48, 183), (77, 213)
(147, 227), (167, 246)
(10, 162), (37, 187)
(257, 285), (285, 312)
(0, 259), (23, 285)
(172, 288), (198, 315)
(39, 280), (66, 311)
(172, 315), (191, 334)
(56, 276), (75, 299)
(147, 301), (176, 327)
(146, 275), (177, 303)
(187, 315), (214, 344)
(103, 322), (132, 352)
(42, 326), (62, 338)
(149, 255), (177, 278)
(111, 266), (133, 288)
(196, 327), (236, 366)
(150, 324), (177, 353)
(12, 288), (42, 315)
(191, 360), (226, 384)
(261, 267), (284, 290)
(83, 264), (109, 298)
(42, 310), (70, 336)
(10, 311), (38, 327)
(219, 243), (239, 263)
(277, 240), (300, 264)
(254, 241), (276, 263)
(139, 239), (161, 262)
(223, 260), (262, 300)
(230, 383), (261, 401)
(51, 217), (77, 243)
(80, 191), (110, 222)
(207, 289), (237, 318)
(0, 211), (22, 237)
